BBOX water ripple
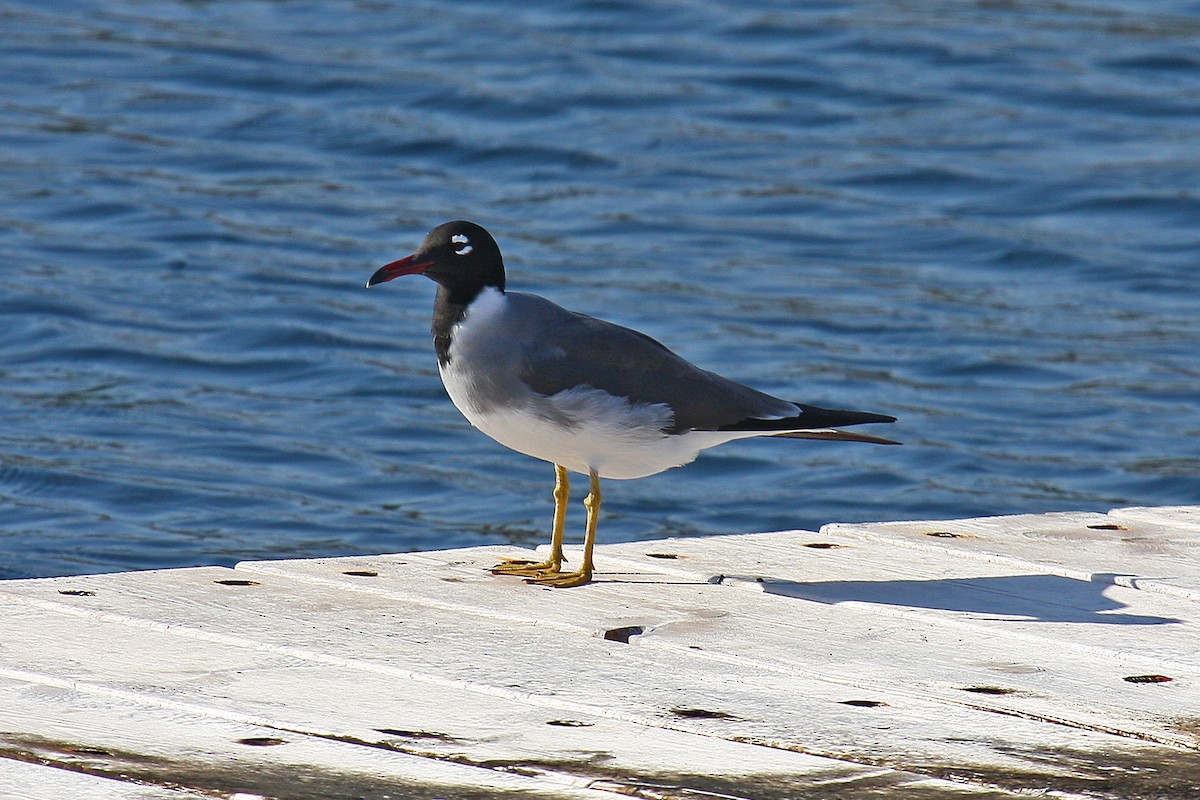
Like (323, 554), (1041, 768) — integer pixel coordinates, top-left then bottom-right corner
(0, 0), (1197, 578)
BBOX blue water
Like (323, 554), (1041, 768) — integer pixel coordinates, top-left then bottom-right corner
(1, 0), (1198, 579)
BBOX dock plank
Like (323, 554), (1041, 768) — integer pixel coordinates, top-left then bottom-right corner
(0, 572), (1005, 799)
(823, 509), (1200, 601)
(0, 757), (211, 800)
(0, 670), (616, 799)
(1110, 505), (1200, 531)
(238, 537), (1200, 750)
(2, 506), (1199, 798)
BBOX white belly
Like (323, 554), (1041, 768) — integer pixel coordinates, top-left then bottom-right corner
(441, 366), (712, 479)
(434, 286), (750, 479)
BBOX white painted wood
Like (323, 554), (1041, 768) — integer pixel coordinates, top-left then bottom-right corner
(1109, 505), (1200, 529)
(0, 604), (899, 790)
(593, 526), (1200, 668)
(0, 757), (211, 800)
(0, 558), (1180, 789)
(822, 508), (1200, 601)
(236, 535), (1200, 750)
(0, 506), (1196, 798)
(0, 672), (610, 799)
(0, 573), (999, 798)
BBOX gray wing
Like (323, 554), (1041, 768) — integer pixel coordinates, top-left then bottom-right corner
(509, 293), (799, 434)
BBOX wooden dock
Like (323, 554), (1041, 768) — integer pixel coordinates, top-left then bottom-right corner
(2, 505), (1199, 799)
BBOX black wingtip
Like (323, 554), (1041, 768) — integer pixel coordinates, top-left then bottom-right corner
(794, 403), (896, 427)
(719, 403), (897, 434)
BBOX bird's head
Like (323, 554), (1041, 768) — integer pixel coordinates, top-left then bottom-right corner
(367, 220), (505, 301)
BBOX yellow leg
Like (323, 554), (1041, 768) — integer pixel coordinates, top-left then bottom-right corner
(491, 464), (569, 577)
(528, 469), (600, 588)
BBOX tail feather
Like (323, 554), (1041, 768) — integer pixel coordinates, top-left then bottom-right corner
(771, 429), (901, 446)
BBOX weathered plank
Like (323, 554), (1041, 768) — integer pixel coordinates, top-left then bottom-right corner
(234, 523), (1200, 745)
(0, 670), (610, 800)
(0, 570), (1013, 799)
(0, 756), (211, 800)
(1110, 505), (1200, 531)
(1, 506), (1198, 799)
(1, 562), (1156, 773)
(823, 509), (1200, 601)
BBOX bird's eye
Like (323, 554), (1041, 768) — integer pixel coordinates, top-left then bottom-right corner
(451, 233), (473, 255)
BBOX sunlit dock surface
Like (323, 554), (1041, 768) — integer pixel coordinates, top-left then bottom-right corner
(3, 505), (1198, 799)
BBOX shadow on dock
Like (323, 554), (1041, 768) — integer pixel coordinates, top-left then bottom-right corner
(761, 573), (1182, 625)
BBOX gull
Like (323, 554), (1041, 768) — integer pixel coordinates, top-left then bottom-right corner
(367, 221), (898, 587)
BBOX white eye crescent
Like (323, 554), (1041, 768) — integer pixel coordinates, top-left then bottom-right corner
(451, 233), (473, 255)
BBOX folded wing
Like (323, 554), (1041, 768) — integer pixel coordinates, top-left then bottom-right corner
(513, 293), (897, 442)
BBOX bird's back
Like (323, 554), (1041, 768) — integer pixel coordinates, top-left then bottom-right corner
(507, 292), (800, 433)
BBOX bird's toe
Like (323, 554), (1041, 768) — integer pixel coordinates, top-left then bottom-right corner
(525, 570), (592, 588)
(491, 558), (558, 577)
